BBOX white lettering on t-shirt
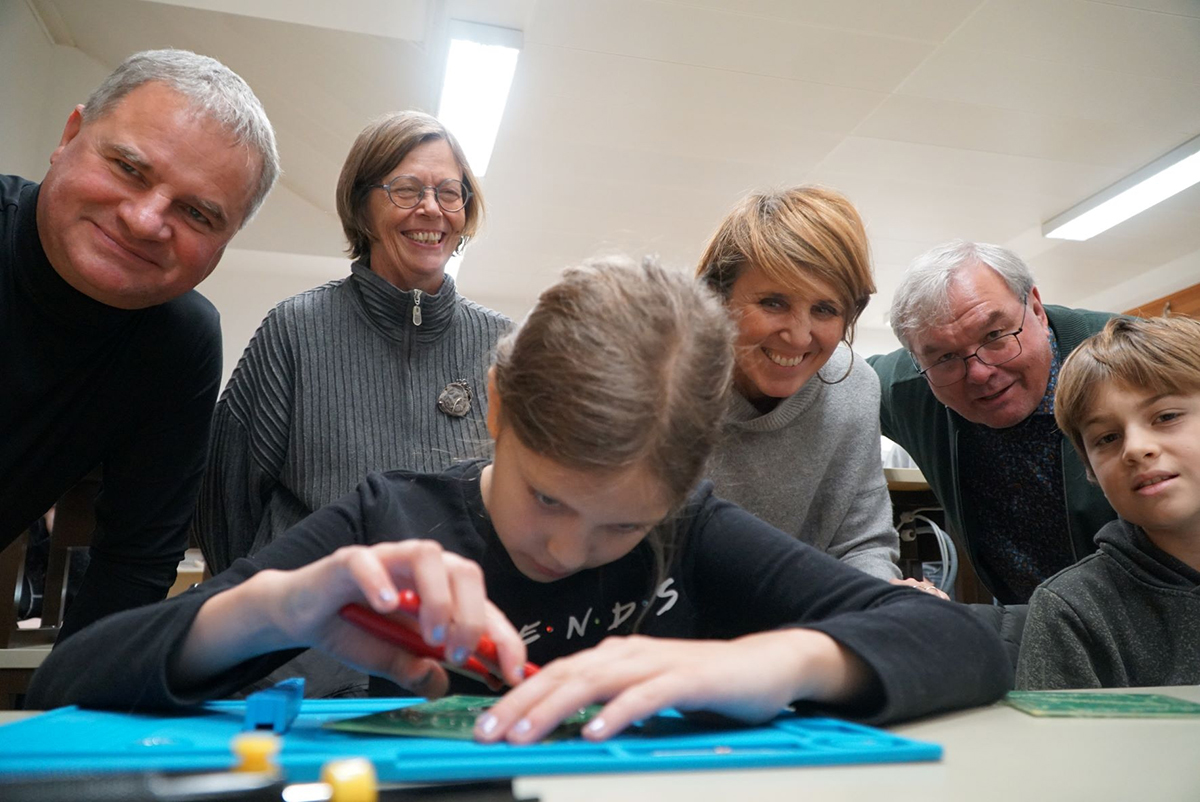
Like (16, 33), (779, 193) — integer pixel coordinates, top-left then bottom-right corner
(518, 621), (542, 645)
(566, 608), (593, 639)
(654, 578), (678, 616)
(609, 601), (637, 631)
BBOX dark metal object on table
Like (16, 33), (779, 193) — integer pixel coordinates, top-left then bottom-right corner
(0, 773), (535, 802)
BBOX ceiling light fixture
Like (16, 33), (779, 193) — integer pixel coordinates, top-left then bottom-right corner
(1044, 133), (1200, 241)
(437, 20), (522, 179)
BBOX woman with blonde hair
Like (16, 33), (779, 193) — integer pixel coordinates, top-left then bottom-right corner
(697, 187), (901, 581)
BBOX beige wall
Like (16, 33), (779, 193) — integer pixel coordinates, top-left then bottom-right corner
(0, 2), (107, 178)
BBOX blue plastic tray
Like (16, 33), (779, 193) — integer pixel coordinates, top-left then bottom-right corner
(0, 699), (940, 782)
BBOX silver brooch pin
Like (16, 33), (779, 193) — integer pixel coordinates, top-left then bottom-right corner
(437, 380), (473, 418)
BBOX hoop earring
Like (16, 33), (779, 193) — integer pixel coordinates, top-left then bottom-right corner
(816, 338), (855, 385)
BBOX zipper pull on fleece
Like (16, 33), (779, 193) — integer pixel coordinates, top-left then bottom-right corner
(412, 289), (423, 326)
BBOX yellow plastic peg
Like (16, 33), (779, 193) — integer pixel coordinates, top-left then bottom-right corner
(321, 756), (378, 802)
(230, 731), (281, 775)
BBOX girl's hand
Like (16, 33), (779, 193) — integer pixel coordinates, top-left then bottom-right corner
(175, 541), (528, 695)
(473, 629), (870, 744)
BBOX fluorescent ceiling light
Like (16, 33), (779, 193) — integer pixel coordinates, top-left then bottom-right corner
(1044, 134), (1200, 241)
(437, 20), (522, 178)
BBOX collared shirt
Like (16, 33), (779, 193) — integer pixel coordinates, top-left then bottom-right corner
(957, 329), (1075, 604)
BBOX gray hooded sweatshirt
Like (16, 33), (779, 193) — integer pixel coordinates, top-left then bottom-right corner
(1016, 518), (1200, 689)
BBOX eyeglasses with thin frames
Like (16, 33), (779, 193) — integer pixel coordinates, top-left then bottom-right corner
(911, 296), (1029, 387)
(372, 176), (471, 213)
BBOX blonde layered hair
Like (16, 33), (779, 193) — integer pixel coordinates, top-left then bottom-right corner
(696, 186), (876, 346)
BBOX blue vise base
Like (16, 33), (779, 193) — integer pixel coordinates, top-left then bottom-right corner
(243, 677), (306, 734)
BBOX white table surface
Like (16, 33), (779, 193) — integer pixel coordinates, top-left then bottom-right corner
(0, 643), (51, 670)
(4, 686), (1199, 801)
(515, 686), (1200, 802)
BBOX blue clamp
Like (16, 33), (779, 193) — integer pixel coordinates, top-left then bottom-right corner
(243, 677), (305, 734)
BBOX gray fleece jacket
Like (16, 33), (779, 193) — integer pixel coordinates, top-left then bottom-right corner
(1016, 518), (1200, 689)
(705, 346), (901, 581)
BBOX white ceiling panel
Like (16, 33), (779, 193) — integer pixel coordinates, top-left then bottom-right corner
(652, 0), (986, 41)
(815, 136), (1125, 206)
(950, 0), (1200, 81)
(1095, 0), (1200, 16)
(820, 174), (1045, 242)
(507, 45), (888, 141)
(526, 0), (938, 93)
(897, 45), (1200, 132)
(854, 94), (1190, 167)
(141, 0), (427, 40)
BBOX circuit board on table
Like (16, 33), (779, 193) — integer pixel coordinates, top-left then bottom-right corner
(1004, 691), (1200, 718)
(325, 695), (602, 740)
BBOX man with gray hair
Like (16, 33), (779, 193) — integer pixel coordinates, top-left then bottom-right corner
(1, 49), (279, 639)
(868, 241), (1115, 605)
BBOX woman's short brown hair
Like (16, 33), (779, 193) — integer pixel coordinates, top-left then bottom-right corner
(336, 110), (484, 261)
(695, 186), (875, 345)
(1056, 315), (1200, 476)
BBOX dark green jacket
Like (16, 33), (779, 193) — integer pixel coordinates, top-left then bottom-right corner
(867, 305), (1117, 602)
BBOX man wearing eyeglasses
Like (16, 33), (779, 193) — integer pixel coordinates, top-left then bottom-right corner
(1, 50), (278, 639)
(868, 240), (1115, 605)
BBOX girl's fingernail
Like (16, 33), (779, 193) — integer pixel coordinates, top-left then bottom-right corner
(412, 668), (436, 697)
(451, 647), (469, 664)
(512, 718), (532, 736)
(513, 666), (525, 681)
(378, 588), (397, 605)
(430, 626), (446, 645)
(584, 717), (606, 735)
(476, 713), (498, 736)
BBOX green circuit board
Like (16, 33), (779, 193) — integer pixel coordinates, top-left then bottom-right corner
(325, 695), (602, 740)
(1005, 691), (1200, 718)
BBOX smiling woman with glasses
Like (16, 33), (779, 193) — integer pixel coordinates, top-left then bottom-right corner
(191, 111), (511, 698)
(373, 176), (472, 213)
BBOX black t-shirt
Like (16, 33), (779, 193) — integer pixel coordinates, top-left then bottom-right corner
(1, 174), (221, 637)
(28, 461), (1013, 724)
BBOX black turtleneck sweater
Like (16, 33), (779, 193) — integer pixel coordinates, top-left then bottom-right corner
(1, 174), (221, 640)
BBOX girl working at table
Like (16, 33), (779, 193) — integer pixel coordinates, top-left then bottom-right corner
(27, 259), (1011, 744)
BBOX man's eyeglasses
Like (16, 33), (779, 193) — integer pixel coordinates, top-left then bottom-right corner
(911, 296), (1028, 387)
(372, 176), (471, 213)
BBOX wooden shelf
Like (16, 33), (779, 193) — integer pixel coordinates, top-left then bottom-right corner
(884, 466), (929, 492)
